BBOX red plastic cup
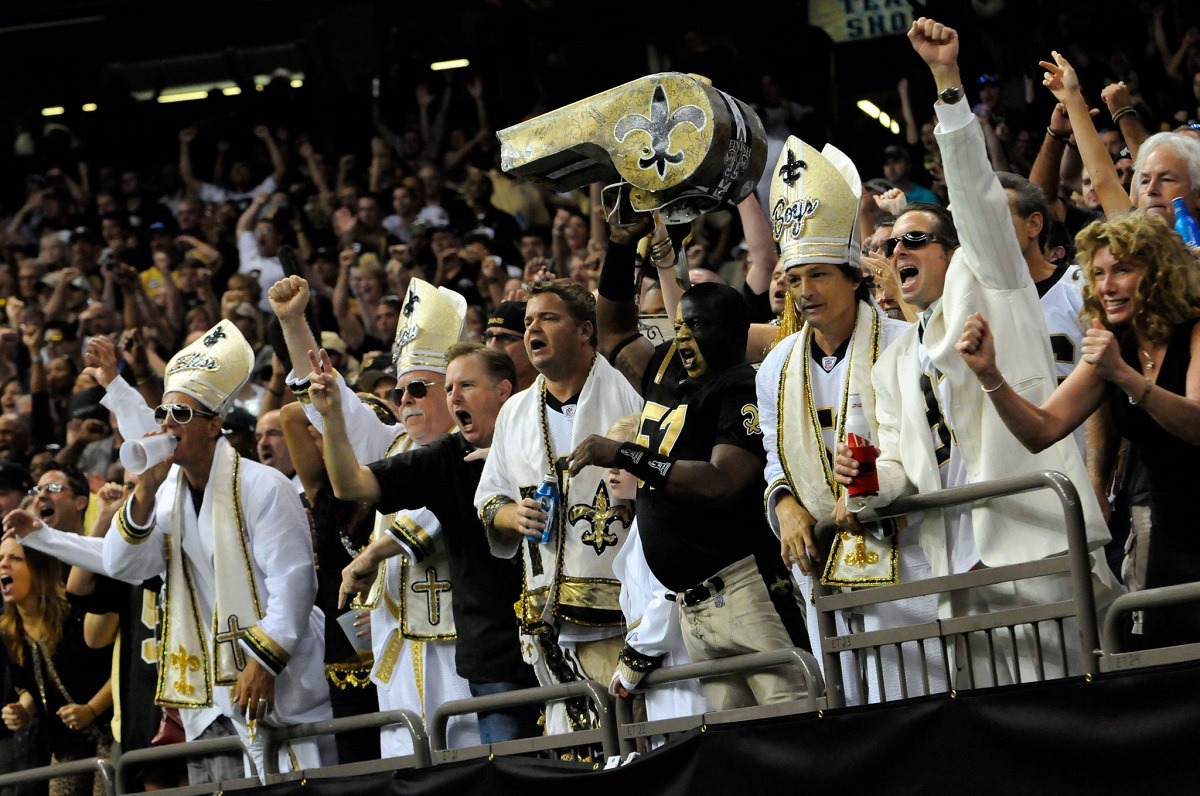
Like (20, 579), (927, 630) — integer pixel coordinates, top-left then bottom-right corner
(845, 433), (879, 497)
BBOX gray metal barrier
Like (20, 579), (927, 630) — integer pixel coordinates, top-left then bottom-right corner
(0, 756), (115, 796)
(1099, 582), (1200, 672)
(112, 708), (427, 794)
(428, 680), (617, 765)
(112, 733), (257, 795)
(611, 647), (825, 756)
(812, 471), (1101, 709)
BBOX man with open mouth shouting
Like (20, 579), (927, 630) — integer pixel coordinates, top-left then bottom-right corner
(830, 16), (1119, 689)
(570, 279), (809, 712)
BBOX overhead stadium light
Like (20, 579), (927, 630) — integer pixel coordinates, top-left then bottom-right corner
(157, 90), (209, 104)
(857, 99), (900, 136)
(41, 106), (65, 116)
(82, 103), (97, 112)
(430, 58), (469, 71)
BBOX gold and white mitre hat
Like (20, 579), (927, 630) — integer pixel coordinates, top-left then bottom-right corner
(163, 320), (254, 414)
(769, 135), (862, 271)
(391, 278), (467, 378)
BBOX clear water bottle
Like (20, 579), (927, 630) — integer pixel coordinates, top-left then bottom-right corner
(844, 393), (879, 497)
(1173, 197), (1200, 248)
(534, 474), (558, 545)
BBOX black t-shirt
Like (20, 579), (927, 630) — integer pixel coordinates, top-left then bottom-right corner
(309, 485), (374, 664)
(12, 596), (114, 758)
(637, 343), (776, 591)
(367, 432), (534, 685)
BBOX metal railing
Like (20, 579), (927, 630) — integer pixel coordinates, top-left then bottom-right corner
(611, 647), (825, 756)
(0, 756), (115, 796)
(429, 680), (617, 764)
(113, 733), (257, 795)
(812, 471), (1101, 709)
(1099, 582), (1200, 672)
(112, 708), (427, 794)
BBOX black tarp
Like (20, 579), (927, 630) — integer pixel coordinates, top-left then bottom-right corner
(260, 660), (1200, 795)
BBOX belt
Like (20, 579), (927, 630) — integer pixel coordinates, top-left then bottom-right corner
(667, 575), (726, 607)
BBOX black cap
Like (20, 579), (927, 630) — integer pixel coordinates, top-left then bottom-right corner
(978, 74), (1000, 86)
(222, 407), (256, 435)
(67, 386), (110, 425)
(71, 225), (102, 244)
(0, 461), (34, 493)
(864, 177), (897, 194)
(882, 145), (910, 162)
(487, 301), (526, 334)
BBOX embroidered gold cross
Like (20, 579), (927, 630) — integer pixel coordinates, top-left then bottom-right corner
(842, 533), (879, 569)
(569, 481), (631, 555)
(411, 568), (451, 625)
(169, 644), (202, 696)
(214, 615), (247, 671)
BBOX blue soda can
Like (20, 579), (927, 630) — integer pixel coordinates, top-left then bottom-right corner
(1173, 197), (1200, 248)
(534, 474), (557, 545)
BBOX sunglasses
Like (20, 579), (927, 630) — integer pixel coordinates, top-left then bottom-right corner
(482, 330), (523, 345)
(884, 231), (950, 258)
(27, 483), (66, 496)
(391, 380), (443, 401)
(154, 403), (220, 425)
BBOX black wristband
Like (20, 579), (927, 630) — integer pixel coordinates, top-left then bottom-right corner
(616, 442), (675, 489)
(598, 238), (638, 302)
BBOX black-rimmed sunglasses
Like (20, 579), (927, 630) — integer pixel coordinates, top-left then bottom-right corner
(154, 403), (220, 425)
(391, 380), (443, 402)
(884, 231), (950, 258)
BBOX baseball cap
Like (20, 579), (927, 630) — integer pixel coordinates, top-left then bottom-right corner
(864, 177), (897, 194)
(977, 74), (1000, 86)
(222, 406), (257, 436)
(882, 145), (910, 162)
(0, 462), (34, 493)
(355, 355), (396, 393)
(320, 331), (347, 356)
(67, 386), (110, 425)
(487, 301), (526, 335)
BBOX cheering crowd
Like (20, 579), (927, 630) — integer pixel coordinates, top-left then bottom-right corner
(1, 9), (1199, 794)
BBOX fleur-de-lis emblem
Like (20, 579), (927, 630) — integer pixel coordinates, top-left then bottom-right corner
(778, 147), (807, 184)
(614, 85), (707, 179)
(169, 644), (202, 696)
(841, 532), (879, 569)
(403, 292), (421, 318)
(203, 326), (227, 347)
(569, 481), (632, 555)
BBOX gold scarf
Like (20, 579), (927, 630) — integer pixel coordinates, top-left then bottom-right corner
(777, 301), (898, 587)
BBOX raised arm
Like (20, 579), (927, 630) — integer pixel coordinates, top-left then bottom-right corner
(1100, 81), (1148, 159)
(253, 125), (287, 185)
(306, 350), (382, 503)
(1029, 103), (1074, 221)
(596, 215), (655, 391)
(178, 128), (203, 196)
(737, 194), (778, 296)
(1040, 51), (1132, 218)
(956, 312), (1105, 451)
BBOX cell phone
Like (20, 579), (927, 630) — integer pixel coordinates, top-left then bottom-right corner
(351, 242), (362, 254)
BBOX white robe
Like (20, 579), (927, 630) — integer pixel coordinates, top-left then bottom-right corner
(474, 355), (643, 735)
(102, 446), (333, 775)
(302, 370), (478, 757)
(758, 316), (946, 704)
(613, 522), (707, 737)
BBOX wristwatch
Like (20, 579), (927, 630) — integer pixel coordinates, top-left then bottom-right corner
(937, 85), (964, 105)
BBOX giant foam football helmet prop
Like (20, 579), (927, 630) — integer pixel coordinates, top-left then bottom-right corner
(497, 72), (768, 224)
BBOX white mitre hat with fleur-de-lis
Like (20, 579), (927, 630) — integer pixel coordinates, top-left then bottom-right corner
(769, 135), (863, 271)
(391, 278), (468, 379)
(163, 320), (254, 415)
